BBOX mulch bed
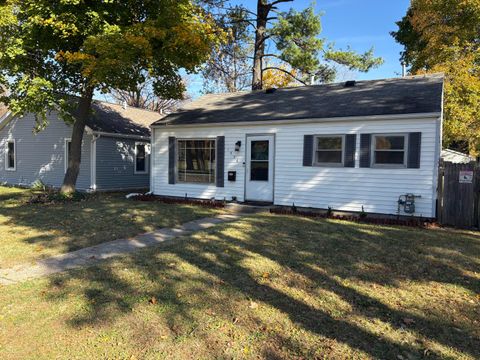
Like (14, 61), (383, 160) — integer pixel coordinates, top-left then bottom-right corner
(129, 194), (226, 208)
(269, 207), (437, 228)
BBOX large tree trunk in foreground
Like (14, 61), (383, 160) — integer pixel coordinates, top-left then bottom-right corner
(252, 1), (270, 90)
(60, 87), (94, 194)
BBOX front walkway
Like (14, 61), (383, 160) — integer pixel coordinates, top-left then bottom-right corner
(0, 213), (246, 285)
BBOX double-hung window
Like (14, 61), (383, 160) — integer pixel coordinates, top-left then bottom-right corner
(314, 135), (344, 166)
(135, 142), (149, 174)
(177, 139), (216, 184)
(5, 139), (16, 171)
(372, 134), (407, 167)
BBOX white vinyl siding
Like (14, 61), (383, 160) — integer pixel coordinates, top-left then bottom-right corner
(151, 116), (441, 217)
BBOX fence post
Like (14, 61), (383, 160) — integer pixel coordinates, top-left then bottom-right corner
(437, 159), (444, 224)
(475, 161), (480, 228)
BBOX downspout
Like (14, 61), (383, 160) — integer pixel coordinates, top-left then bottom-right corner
(90, 134), (100, 191)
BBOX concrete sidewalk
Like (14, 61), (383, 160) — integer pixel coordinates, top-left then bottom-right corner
(0, 213), (246, 286)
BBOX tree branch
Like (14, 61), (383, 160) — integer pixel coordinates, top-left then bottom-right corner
(263, 66), (307, 86)
(269, 0), (294, 7)
(261, 53), (282, 59)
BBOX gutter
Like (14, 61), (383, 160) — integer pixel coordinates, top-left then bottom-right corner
(90, 134), (100, 191)
(151, 112), (443, 129)
(90, 130), (150, 141)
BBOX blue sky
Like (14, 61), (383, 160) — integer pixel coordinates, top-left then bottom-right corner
(186, 0), (410, 97)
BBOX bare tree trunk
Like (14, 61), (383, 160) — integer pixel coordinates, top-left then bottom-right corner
(60, 87), (94, 194)
(252, 1), (270, 90)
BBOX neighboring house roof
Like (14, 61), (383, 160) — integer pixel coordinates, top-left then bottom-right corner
(0, 100), (164, 138)
(0, 102), (8, 120)
(87, 101), (163, 137)
(153, 74), (444, 127)
(441, 149), (474, 164)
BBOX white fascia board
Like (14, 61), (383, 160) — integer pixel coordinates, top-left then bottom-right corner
(151, 112), (442, 130)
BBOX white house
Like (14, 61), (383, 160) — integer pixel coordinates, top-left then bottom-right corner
(150, 74), (444, 218)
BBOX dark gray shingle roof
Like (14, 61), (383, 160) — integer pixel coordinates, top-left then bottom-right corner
(154, 74), (444, 127)
(86, 101), (164, 137)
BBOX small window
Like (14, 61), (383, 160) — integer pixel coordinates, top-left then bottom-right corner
(135, 142), (149, 174)
(372, 134), (407, 167)
(250, 140), (269, 181)
(5, 140), (16, 171)
(64, 139), (72, 173)
(177, 139), (216, 183)
(314, 135), (344, 166)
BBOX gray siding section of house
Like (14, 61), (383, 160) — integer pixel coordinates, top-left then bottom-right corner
(95, 136), (149, 190)
(0, 112), (92, 190)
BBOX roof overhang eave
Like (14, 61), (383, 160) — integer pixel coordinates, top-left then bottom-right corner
(151, 111), (442, 129)
(89, 129), (151, 141)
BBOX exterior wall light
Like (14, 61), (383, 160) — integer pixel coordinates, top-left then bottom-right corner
(235, 141), (241, 152)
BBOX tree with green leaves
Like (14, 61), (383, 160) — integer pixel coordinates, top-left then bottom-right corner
(0, 0), (222, 193)
(201, 1), (383, 92)
(392, 0), (480, 154)
(250, 1), (384, 90)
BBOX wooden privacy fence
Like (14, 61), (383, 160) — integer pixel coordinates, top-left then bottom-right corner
(437, 161), (480, 228)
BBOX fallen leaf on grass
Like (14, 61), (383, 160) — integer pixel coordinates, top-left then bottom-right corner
(249, 301), (258, 309)
(149, 297), (157, 305)
(402, 318), (415, 326)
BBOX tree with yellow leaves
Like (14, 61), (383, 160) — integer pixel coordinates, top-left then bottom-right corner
(0, 0), (223, 193)
(262, 63), (300, 89)
(392, 0), (480, 154)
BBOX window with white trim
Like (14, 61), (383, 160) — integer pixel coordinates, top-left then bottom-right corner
(64, 139), (72, 173)
(314, 135), (344, 166)
(177, 139), (216, 183)
(372, 134), (407, 167)
(135, 142), (149, 174)
(5, 139), (16, 171)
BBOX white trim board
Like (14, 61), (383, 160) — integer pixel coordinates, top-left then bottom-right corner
(152, 112), (442, 129)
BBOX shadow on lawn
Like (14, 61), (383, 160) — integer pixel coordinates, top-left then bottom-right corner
(46, 214), (480, 359)
(0, 191), (216, 262)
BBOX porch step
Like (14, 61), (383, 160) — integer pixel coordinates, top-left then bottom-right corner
(225, 203), (271, 214)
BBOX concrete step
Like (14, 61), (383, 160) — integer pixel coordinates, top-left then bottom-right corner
(225, 203), (271, 214)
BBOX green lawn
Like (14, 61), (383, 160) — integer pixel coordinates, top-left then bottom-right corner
(0, 186), (221, 268)
(0, 210), (478, 359)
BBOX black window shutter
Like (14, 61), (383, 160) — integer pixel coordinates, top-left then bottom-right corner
(408, 132), (422, 169)
(344, 134), (356, 167)
(168, 137), (176, 184)
(303, 135), (314, 166)
(216, 136), (225, 187)
(360, 134), (372, 168)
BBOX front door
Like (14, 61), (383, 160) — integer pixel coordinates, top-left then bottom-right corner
(245, 135), (274, 202)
